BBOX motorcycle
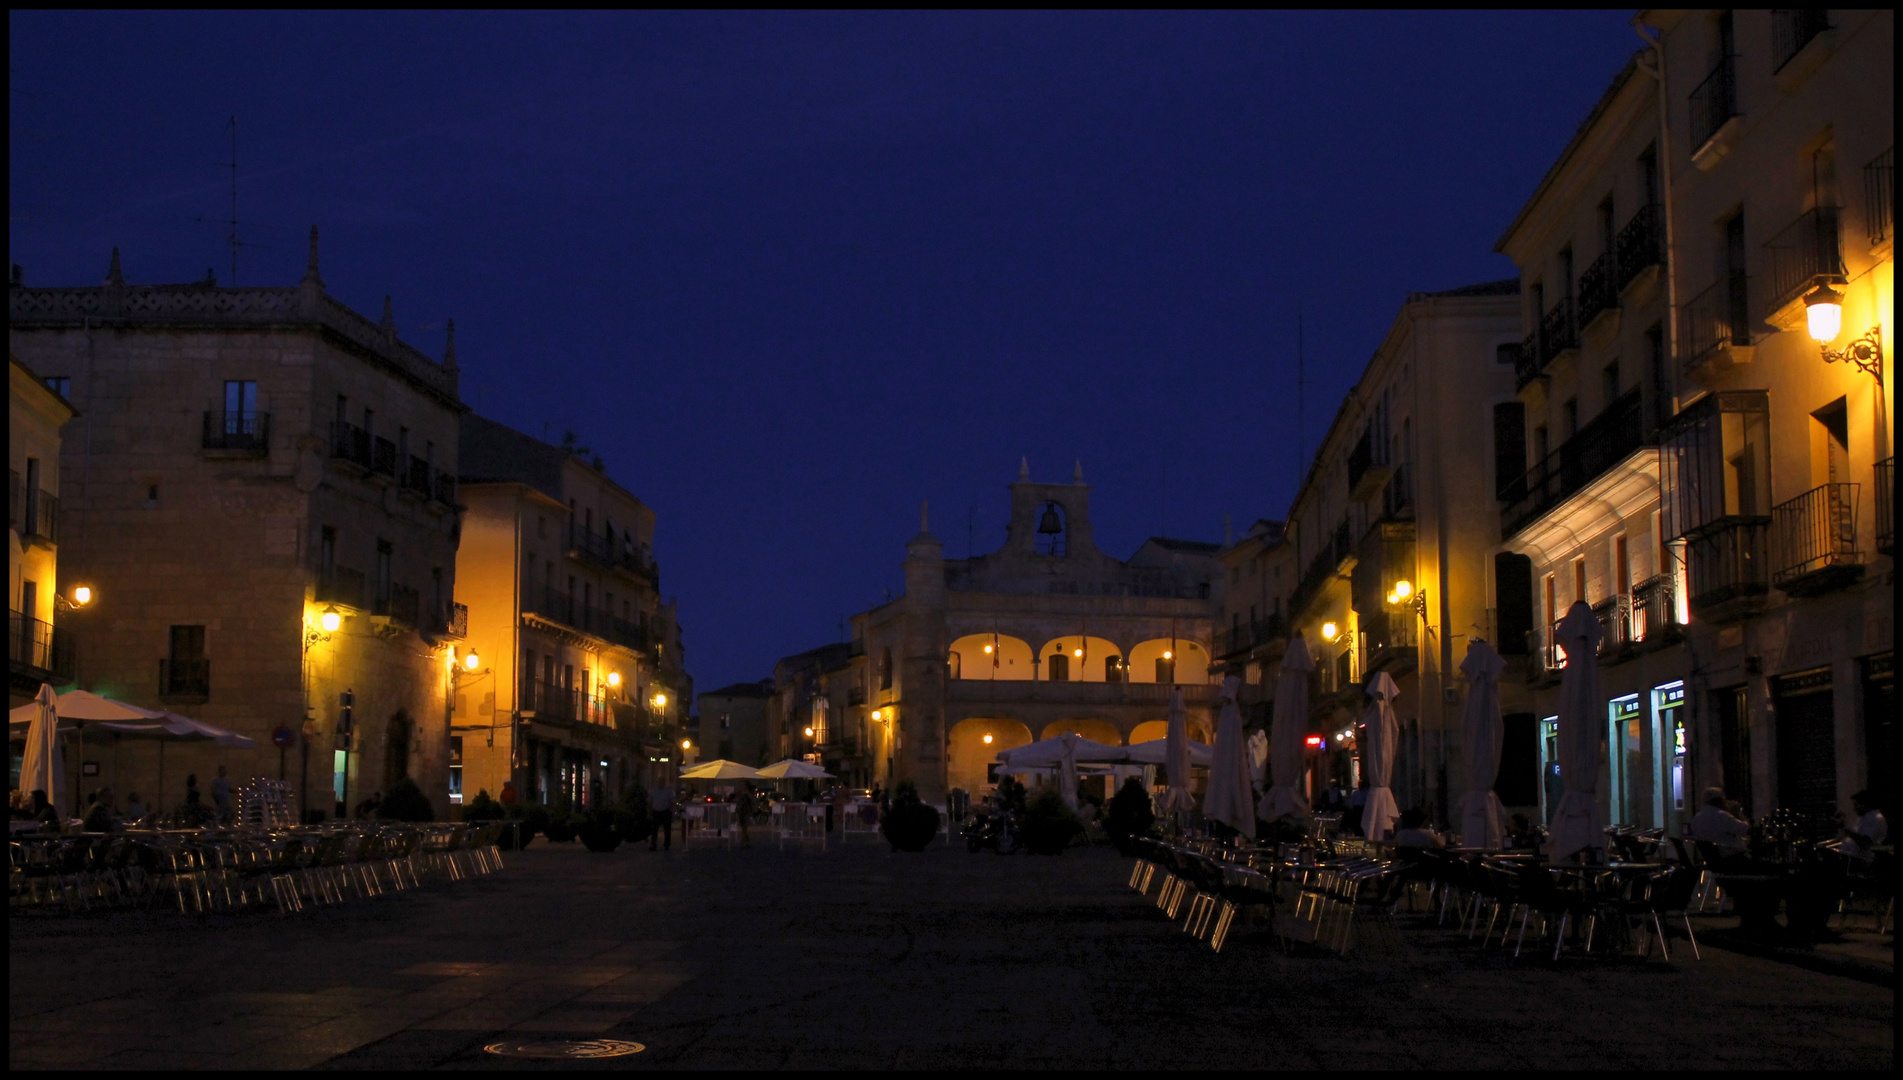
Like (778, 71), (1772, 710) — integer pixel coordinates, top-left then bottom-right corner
(963, 807), (1020, 855)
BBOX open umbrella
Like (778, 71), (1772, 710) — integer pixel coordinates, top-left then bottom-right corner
(756, 759), (833, 780)
(1259, 633), (1315, 822)
(997, 733), (1127, 767)
(19, 684), (66, 818)
(8, 687), (161, 725)
(1122, 738), (1213, 766)
(1203, 676), (1255, 838)
(1361, 671), (1401, 842)
(679, 759), (764, 781)
(1156, 688), (1195, 814)
(1458, 640), (1509, 849)
(1549, 601), (1606, 862)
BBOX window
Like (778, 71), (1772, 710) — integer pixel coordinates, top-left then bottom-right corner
(1597, 195), (1616, 258)
(1562, 399), (1579, 440)
(335, 394), (348, 422)
(223, 381), (258, 436)
(1616, 535), (1631, 598)
(363, 407), (374, 436)
(449, 736), (464, 805)
(879, 647), (893, 690)
(1573, 557), (1588, 606)
(398, 425), (410, 466)
(1494, 343), (1517, 367)
(320, 526), (336, 582)
(1046, 651), (1069, 682)
(1640, 144), (1660, 208)
(43, 376), (71, 399)
(375, 540), (393, 610)
(165, 625), (208, 698)
(1155, 655), (1176, 684)
(1602, 362), (1620, 411)
(1533, 425), (1550, 464)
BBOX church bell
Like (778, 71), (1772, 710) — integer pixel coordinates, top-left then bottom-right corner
(1037, 504), (1062, 535)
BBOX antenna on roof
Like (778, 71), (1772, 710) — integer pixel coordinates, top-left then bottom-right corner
(193, 117), (259, 285)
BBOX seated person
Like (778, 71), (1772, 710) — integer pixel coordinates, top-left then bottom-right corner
(123, 792), (149, 826)
(1503, 812), (1534, 850)
(1839, 790), (1888, 859)
(1391, 809), (1445, 849)
(1689, 787), (1751, 856)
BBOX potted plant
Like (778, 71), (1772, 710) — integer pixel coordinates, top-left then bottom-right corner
(577, 807), (623, 852)
(880, 781), (941, 853)
(542, 809), (579, 843)
(1020, 788), (1083, 855)
(615, 786), (652, 845)
(376, 777), (435, 822)
(1105, 777), (1156, 856)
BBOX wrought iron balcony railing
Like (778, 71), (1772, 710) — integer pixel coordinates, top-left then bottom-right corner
(1630, 573), (1681, 644)
(403, 456), (433, 496)
(201, 410), (270, 454)
(1687, 516), (1769, 611)
(1876, 457), (1894, 556)
(315, 565), (367, 608)
(1772, 9), (1831, 72)
(444, 601), (469, 638)
(18, 487), (58, 546)
(10, 611), (76, 683)
(330, 420), (372, 470)
(1678, 273), (1752, 368)
(371, 437), (397, 478)
(1689, 54), (1738, 150)
(1578, 250), (1619, 327)
(1867, 148), (1894, 247)
(1500, 387), (1648, 538)
(1538, 295), (1578, 366)
(1771, 482), (1861, 592)
(1762, 206), (1844, 314)
(1515, 329), (1544, 389)
(1616, 203), (1665, 287)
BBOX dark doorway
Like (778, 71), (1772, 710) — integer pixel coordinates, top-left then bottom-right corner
(1496, 712), (1539, 806)
(1715, 683), (1752, 813)
(1771, 668), (1836, 831)
(1862, 653), (1893, 809)
(384, 709), (413, 793)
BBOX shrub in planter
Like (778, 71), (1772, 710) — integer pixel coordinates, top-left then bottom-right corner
(502, 803), (549, 850)
(615, 786), (653, 843)
(1105, 777), (1156, 856)
(1020, 789), (1083, 855)
(577, 809), (624, 852)
(462, 789), (505, 823)
(880, 780), (941, 852)
(542, 812), (580, 843)
(376, 778), (435, 822)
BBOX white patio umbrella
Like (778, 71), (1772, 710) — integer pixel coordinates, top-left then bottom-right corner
(1259, 633), (1315, 822)
(679, 759), (764, 781)
(1549, 601), (1607, 862)
(997, 733), (1127, 767)
(1361, 671), (1401, 842)
(8, 687), (162, 725)
(19, 684), (67, 818)
(1203, 676), (1255, 839)
(1157, 688), (1195, 814)
(756, 759), (833, 780)
(1123, 738), (1213, 766)
(1458, 640), (1509, 849)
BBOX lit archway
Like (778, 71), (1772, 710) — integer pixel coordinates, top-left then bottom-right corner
(948, 633), (1034, 681)
(1128, 638), (1211, 684)
(947, 717), (1034, 793)
(1129, 718), (1212, 745)
(1035, 635), (1120, 682)
(1039, 717), (1122, 745)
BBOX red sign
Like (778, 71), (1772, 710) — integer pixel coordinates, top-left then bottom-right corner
(1304, 735), (1324, 748)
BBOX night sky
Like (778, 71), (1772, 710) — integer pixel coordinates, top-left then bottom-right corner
(10, 11), (1639, 695)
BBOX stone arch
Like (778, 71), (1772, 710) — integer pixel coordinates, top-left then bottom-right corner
(1039, 717), (1123, 745)
(1033, 635), (1121, 682)
(947, 717), (1034, 794)
(1129, 717), (1212, 745)
(1127, 638), (1212, 684)
(948, 633), (1034, 681)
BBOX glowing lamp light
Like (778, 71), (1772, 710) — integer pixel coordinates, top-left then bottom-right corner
(1073, 647), (1084, 658)
(1321, 621), (1340, 642)
(1163, 649), (1174, 660)
(606, 671), (621, 687)
(71, 585), (94, 606)
(1389, 579), (1414, 604)
(680, 739), (691, 750)
(651, 692), (668, 709)
(982, 733), (994, 744)
(983, 643), (994, 654)
(804, 726), (815, 737)
(463, 649), (481, 671)
(320, 607), (342, 633)
(870, 708), (883, 721)
(1804, 284), (1844, 343)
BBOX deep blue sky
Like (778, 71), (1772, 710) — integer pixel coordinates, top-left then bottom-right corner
(10, 11), (1639, 695)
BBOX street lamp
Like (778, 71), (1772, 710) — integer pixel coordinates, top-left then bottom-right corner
(320, 606), (342, 633)
(1321, 621), (1340, 642)
(651, 691), (668, 710)
(1805, 284), (1884, 381)
(606, 671), (621, 688)
(463, 648), (481, 672)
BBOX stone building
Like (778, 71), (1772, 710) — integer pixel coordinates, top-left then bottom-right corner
(1486, 10), (1893, 834)
(9, 355), (79, 708)
(1222, 284), (1522, 817)
(851, 463), (1229, 802)
(8, 235), (464, 819)
(453, 414), (687, 807)
(693, 679), (776, 766)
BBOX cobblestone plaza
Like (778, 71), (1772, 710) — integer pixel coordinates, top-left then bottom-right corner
(8, 842), (1893, 1070)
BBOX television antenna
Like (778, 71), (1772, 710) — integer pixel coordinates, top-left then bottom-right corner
(189, 117), (265, 285)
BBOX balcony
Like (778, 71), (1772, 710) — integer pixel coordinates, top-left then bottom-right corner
(1538, 295), (1577, 367)
(1515, 329), (1544, 389)
(1629, 573), (1682, 645)
(1382, 463), (1413, 520)
(1347, 425), (1389, 499)
(1686, 517), (1770, 617)
(1678, 273), (1753, 374)
(1501, 387), (1648, 538)
(1772, 9), (1832, 72)
(1216, 612), (1288, 660)
(1291, 519), (1354, 618)
(1688, 54), (1738, 152)
(1772, 482), (1863, 596)
(1868, 148), (1894, 248)
(1616, 203), (1665, 289)
(433, 469), (457, 507)
(159, 658), (211, 702)
(10, 611), (76, 685)
(370, 437), (397, 479)
(329, 421), (373, 471)
(402, 456), (433, 497)
(1578, 250), (1619, 330)
(945, 679), (1249, 709)
(201, 410), (270, 455)
(1360, 611), (1417, 675)
(444, 601), (469, 639)
(316, 565), (367, 608)
(383, 583), (422, 626)
(526, 586), (653, 652)
(15, 485), (58, 547)
(566, 522), (655, 584)
(1761, 206), (1844, 317)
(1876, 458), (1894, 556)
(1592, 596), (1631, 657)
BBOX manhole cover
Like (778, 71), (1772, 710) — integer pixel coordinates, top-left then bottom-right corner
(484, 1038), (646, 1059)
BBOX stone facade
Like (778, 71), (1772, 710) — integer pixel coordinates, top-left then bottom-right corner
(9, 355), (78, 707)
(693, 679), (775, 767)
(453, 414), (688, 808)
(844, 465), (1230, 802)
(8, 236), (463, 819)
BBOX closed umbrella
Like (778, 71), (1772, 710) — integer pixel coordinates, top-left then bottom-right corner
(1361, 671), (1401, 841)
(1058, 735), (1081, 811)
(19, 684), (66, 818)
(1549, 601), (1606, 862)
(1458, 640), (1509, 849)
(1259, 633), (1315, 822)
(1203, 677), (1254, 839)
(1157, 688), (1195, 814)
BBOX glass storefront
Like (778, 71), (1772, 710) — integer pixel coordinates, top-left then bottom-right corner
(1655, 682), (1686, 825)
(1538, 716), (1560, 824)
(1608, 694), (1646, 826)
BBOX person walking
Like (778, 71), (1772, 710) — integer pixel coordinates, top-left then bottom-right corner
(736, 786), (755, 848)
(649, 780), (676, 851)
